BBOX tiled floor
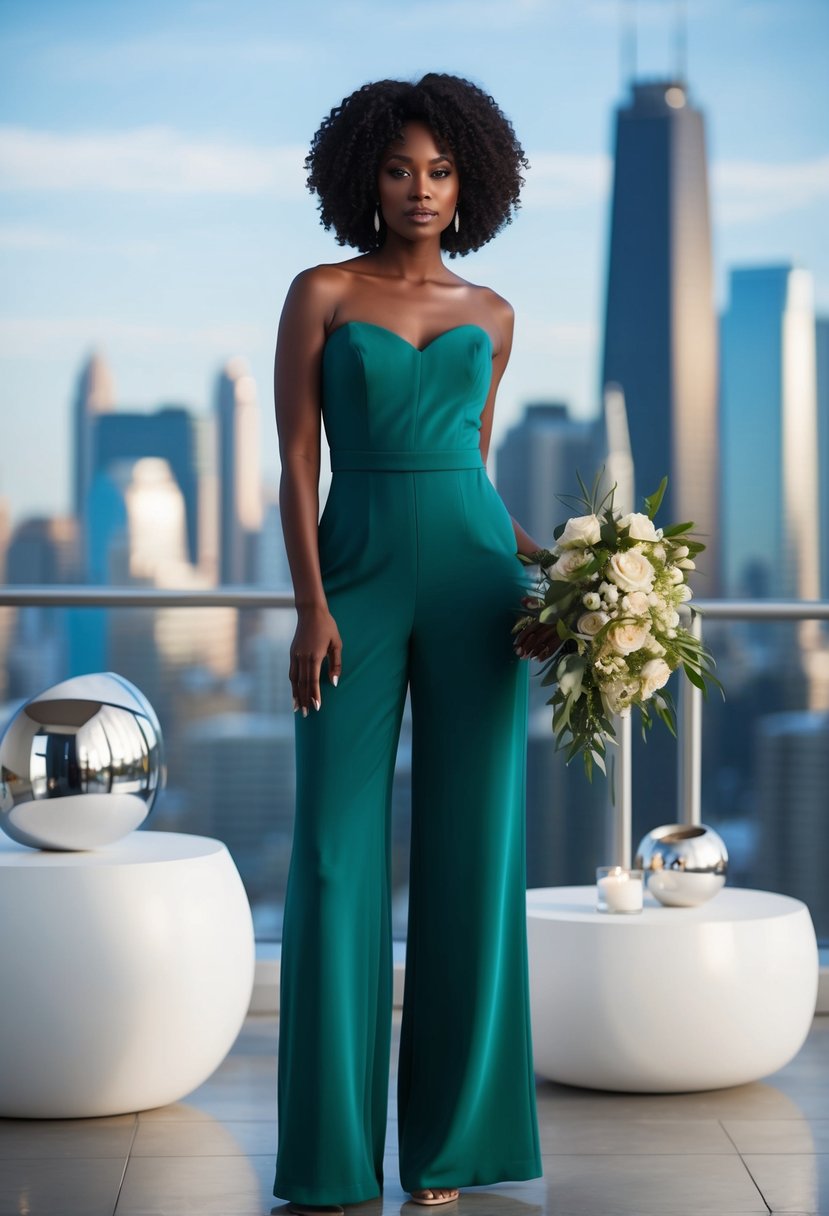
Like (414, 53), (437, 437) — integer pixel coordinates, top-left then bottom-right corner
(1, 1012), (827, 1215)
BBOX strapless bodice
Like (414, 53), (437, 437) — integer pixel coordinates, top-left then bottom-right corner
(321, 321), (493, 471)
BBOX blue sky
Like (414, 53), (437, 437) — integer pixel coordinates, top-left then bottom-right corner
(1, 0), (827, 529)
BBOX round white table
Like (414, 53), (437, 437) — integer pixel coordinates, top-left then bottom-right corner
(0, 831), (255, 1118)
(526, 884), (819, 1093)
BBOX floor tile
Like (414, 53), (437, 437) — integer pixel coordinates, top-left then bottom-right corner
(741, 1152), (829, 1214)
(0, 1155), (125, 1216)
(0, 1113), (136, 1158)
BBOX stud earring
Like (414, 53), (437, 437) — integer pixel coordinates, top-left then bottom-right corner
(374, 204), (381, 234)
(454, 207), (460, 233)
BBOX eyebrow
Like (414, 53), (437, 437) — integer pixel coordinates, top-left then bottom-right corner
(383, 153), (454, 164)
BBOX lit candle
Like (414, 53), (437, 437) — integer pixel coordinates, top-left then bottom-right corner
(596, 867), (643, 913)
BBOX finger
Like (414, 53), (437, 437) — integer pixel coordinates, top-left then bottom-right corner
(289, 653), (299, 713)
(298, 654), (311, 717)
(311, 654), (322, 711)
(328, 639), (342, 686)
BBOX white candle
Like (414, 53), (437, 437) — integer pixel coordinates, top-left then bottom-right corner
(598, 869), (643, 913)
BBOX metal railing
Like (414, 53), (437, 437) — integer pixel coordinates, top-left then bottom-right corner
(2, 587), (828, 862)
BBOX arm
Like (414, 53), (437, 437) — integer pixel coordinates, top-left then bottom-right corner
(274, 266), (343, 711)
(477, 293), (545, 558)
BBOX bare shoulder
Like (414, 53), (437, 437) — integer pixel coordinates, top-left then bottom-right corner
(478, 284), (514, 334)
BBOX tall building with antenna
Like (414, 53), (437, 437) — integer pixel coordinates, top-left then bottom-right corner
(602, 3), (721, 595)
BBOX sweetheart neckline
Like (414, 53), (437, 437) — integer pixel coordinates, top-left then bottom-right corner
(324, 319), (493, 355)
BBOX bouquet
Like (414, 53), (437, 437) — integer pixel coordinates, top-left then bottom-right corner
(512, 468), (724, 784)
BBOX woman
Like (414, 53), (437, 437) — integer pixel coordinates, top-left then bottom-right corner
(272, 72), (557, 1215)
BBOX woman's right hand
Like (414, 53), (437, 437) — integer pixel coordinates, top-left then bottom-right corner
(290, 604), (343, 716)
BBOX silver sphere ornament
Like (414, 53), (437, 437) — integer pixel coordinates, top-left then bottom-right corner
(0, 672), (166, 851)
(634, 823), (728, 907)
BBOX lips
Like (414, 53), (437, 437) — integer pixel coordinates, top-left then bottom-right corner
(405, 210), (436, 217)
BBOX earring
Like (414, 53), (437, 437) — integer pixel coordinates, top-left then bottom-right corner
(374, 204), (381, 234)
(454, 207), (460, 233)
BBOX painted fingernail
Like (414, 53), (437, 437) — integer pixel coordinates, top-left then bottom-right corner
(292, 697), (298, 712)
(332, 674), (339, 687)
(313, 698), (321, 711)
(302, 706), (308, 718)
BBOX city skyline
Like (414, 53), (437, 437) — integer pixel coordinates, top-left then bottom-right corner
(1, 0), (828, 529)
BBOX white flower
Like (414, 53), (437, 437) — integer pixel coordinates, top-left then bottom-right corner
(582, 591), (602, 610)
(599, 581), (619, 604)
(577, 610), (610, 638)
(668, 565), (685, 585)
(640, 658), (672, 700)
(673, 544), (689, 559)
(551, 548), (594, 581)
(558, 513), (602, 549)
(607, 619), (652, 655)
(557, 655), (586, 698)
(677, 558), (696, 570)
(652, 544), (667, 562)
(607, 549), (656, 593)
(676, 583), (693, 601)
(620, 590), (651, 617)
(601, 678), (639, 717)
(618, 512), (659, 542)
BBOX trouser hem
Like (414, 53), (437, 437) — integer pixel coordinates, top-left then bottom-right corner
(273, 1175), (383, 1204)
(400, 1155), (544, 1190)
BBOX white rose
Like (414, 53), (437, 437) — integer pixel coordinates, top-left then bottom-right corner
(577, 610), (610, 639)
(640, 658), (672, 699)
(582, 591), (602, 610)
(619, 512), (659, 542)
(601, 678), (639, 717)
(558, 513), (602, 549)
(551, 548), (594, 581)
(607, 620), (652, 655)
(607, 549), (655, 592)
(620, 590), (651, 617)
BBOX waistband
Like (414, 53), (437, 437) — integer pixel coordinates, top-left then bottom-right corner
(330, 448), (485, 472)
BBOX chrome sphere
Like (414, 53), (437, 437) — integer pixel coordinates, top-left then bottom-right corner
(634, 823), (728, 907)
(0, 672), (166, 851)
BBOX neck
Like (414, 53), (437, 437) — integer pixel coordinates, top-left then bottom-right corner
(369, 235), (449, 282)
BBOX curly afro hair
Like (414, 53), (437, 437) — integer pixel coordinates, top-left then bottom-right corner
(303, 72), (530, 259)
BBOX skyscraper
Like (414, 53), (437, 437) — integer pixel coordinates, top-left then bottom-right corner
(72, 351), (115, 529)
(496, 403), (605, 550)
(720, 265), (821, 604)
(601, 78), (721, 595)
(216, 358), (263, 586)
(815, 316), (829, 601)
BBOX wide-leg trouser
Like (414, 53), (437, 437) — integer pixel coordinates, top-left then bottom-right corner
(273, 463), (543, 1205)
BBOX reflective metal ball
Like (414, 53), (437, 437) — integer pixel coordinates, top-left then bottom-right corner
(0, 672), (166, 851)
(634, 823), (728, 907)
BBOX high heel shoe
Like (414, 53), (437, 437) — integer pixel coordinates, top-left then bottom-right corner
(409, 1188), (460, 1206)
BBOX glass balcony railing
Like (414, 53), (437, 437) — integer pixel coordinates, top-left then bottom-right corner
(1, 588), (827, 946)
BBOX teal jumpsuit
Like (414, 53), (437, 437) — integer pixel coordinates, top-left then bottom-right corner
(273, 320), (543, 1205)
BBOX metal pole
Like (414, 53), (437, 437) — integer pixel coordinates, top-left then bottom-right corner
(609, 710), (633, 867)
(677, 609), (703, 825)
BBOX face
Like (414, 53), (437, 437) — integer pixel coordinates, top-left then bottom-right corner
(376, 119), (459, 242)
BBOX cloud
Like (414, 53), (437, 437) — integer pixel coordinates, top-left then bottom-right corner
(522, 151), (612, 207)
(711, 154), (829, 223)
(1, 124), (827, 228)
(0, 125), (307, 197)
(0, 316), (270, 359)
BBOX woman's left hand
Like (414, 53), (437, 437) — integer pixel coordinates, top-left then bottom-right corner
(513, 597), (559, 661)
